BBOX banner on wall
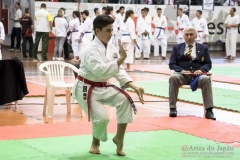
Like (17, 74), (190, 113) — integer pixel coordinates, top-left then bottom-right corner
(202, 0), (214, 11)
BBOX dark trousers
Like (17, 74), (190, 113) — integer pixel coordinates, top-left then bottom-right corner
(10, 27), (22, 49)
(63, 38), (69, 58)
(22, 36), (33, 57)
(32, 32), (49, 60)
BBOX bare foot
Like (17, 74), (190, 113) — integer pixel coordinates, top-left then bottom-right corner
(89, 142), (100, 154)
(113, 137), (126, 156)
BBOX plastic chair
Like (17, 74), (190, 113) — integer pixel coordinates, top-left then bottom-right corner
(39, 61), (84, 118)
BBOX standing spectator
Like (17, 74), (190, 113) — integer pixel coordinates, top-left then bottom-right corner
(191, 10), (209, 44)
(105, 6), (118, 47)
(135, 8), (151, 59)
(224, 7), (239, 60)
(0, 22), (5, 60)
(53, 7), (70, 60)
(152, 8), (168, 60)
(102, 7), (106, 14)
(176, 8), (191, 44)
(121, 10), (137, 71)
(79, 10), (93, 44)
(32, 3), (53, 62)
(20, 8), (33, 58)
(53, 9), (68, 61)
(115, 6), (125, 32)
(8, 2), (22, 52)
(91, 8), (100, 21)
(69, 11), (81, 62)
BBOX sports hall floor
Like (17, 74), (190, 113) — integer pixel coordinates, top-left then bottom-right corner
(0, 46), (240, 160)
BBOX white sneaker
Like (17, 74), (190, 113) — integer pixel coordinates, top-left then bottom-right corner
(57, 57), (61, 61)
(52, 57), (57, 61)
(60, 57), (64, 61)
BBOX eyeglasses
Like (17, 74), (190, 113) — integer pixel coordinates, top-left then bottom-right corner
(184, 33), (194, 36)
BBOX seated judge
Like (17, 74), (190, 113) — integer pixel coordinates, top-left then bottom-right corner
(168, 26), (216, 120)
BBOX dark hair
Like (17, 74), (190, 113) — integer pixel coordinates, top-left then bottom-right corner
(124, 10), (134, 23)
(40, 3), (46, 8)
(196, 10), (202, 15)
(73, 11), (81, 24)
(141, 8), (146, 12)
(93, 14), (114, 31)
(25, 8), (30, 14)
(119, 6), (125, 10)
(144, 7), (149, 12)
(82, 10), (89, 16)
(232, 7), (236, 12)
(15, 2), (20, 7)
(94, 8), (99, 14)
(60, 7), (66, 11)
(102, 7), (106, 10)
(157, 8), (162, 11)
(105, 6), (113, 15)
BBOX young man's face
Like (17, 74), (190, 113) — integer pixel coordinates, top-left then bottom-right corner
(120, 8), (125, 14)
(96, 9), (100, 15)
(15, 3), (19, 9)
(96, 24), (113, 44)
(141, 11), (146, 17)
(178, 10), (182, 16)
(196, 12), (201, 18)
(157, 9), (162, 16)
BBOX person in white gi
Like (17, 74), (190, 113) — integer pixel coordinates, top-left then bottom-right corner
(79, 10), (93, 45)
(135, 8), (151, 59)
(224, 7), (240, 60)
(73, 15), (144, 156)
(0, 22), (5, 60)
(91, 8), (100, 21)
(152, 8), (168, 60)
(105, 6), (119, 48)
(121, 10), (137, 71)
(69, 11), (81, 61)
(8, 2), (22, 51)
(177, 8), (191, 44)
(191, 10), (209, 44)
(115, 6), (125, 32)
(115, 6), (125, 48)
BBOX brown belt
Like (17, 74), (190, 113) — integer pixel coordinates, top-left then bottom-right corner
(77, 76), (137, 121)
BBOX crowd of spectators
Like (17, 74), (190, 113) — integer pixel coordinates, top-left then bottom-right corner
(34, 0), (239, 6)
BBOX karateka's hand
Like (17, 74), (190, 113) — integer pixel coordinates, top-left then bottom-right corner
(133, 39), (137, 45)
(193, 70), (202, 75)
(118, 40), (127, 58)
(0, 39), (3, 44)
(135, 87), (144, 104)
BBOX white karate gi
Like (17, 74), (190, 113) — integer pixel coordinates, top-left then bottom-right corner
(177, 14), (191, 44)
(152, 15), (167, 57)
(69, 18), (81, 57)
(81, 17), (93, 44)
(224, 14), (240, 58)
(0, 22), (5, 60)
(191, 17), (209, 44)
(109, 15), (119, 48)
(73, 36), (133, 142)
(121, 17), (137, 64)
(135, 15), (151, 58)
